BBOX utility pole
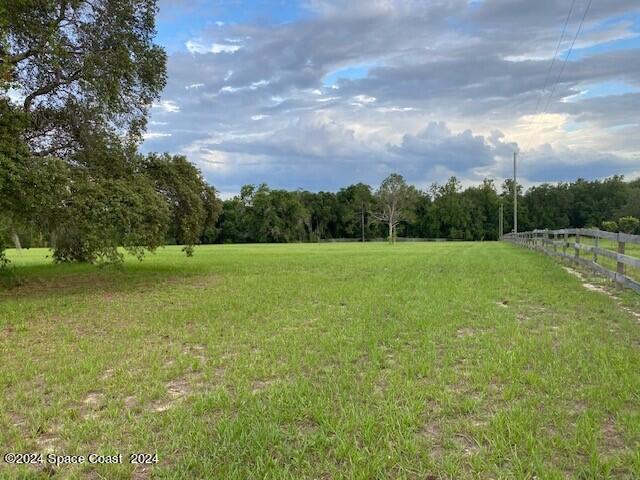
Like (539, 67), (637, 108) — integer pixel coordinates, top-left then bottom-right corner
(513, 151), (518, 234)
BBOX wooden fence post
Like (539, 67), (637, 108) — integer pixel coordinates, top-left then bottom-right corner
(617, 233), (625, 289)
(544, 229), (549, 254)
(575, 231), (580, 262)
(593, 235), (598, 264)
(563, 231), (568, 258)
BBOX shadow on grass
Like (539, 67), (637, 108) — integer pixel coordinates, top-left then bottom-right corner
(0, 260), (220, 300)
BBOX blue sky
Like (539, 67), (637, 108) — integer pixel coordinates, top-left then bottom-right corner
(144, 0), (640, 196)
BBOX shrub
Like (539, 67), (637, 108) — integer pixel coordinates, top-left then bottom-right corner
(618, 216), (640, 234)
(601, 221), (618, 232)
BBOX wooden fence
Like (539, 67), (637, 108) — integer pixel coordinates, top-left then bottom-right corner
(503, 229), (640, 293)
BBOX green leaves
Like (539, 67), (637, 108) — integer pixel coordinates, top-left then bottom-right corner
(0, 1), (194, 266)
(3, 0), (166, 154)
(144, 153), (221, 256)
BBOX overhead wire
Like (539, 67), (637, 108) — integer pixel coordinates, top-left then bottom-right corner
(533, 0), (577, 116)
(541, 0), (593, 114)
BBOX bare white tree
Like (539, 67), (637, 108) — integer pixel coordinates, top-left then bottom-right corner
(372, 173), (417, 243)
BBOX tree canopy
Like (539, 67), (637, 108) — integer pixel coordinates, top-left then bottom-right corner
(0, 0), (220, 267)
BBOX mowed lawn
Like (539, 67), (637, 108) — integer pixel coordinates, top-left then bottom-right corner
(1, 243), (639, 479)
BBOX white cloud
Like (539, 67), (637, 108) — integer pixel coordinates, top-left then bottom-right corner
(376, 106), (418, 112)
(143, 132), (172, 139)
(186, 39), (241, 55)
(353, 94), (376, 104)
(211, 43), (241, 54)
(250, 80), (269, 89)
(152, 100), (180, 113)
(185, 83), (204, 90)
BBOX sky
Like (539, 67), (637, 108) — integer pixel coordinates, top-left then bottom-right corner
(142, 0), (640, 197)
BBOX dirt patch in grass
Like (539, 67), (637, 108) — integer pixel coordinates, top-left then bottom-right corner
(35, 430), (61, 454)
(295, 419), (320, 436)
(153, 377), (195, 412)
(562, 266), (619, 299)
(8, 413), (25, 430)
(251, 379), (278, 394)
(123, 395), (137, 409)
(417, 419), (445, 458)
(83, 391), (104, 407)
(453, 432), (481, 455)
(373, 376), (387, 396)
(81, 391), (106, 420)
(600, 417), (625, 453)
(619, 304), (640, 323)
(456, 327), (478, 338)
(182, 343), (207, 362)
(132, 465), (152, 479)
(562, 265), (640, 324)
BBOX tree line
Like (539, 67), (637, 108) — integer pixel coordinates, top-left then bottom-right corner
(7, 169), (639, 254)
(211, 174), (640, 244)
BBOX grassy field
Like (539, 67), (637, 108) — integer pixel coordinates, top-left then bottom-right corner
(1, 242), (639, 479)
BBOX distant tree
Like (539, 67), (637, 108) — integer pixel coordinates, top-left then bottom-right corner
(200, 186), (223, 244)
(372, 173), (417, 242)
(430, 177), (471, 239)
(601, 221), (618, 232)
(336, 183), (375, 241)
(618, 216), (640, 235)
(403, 190), (432, 238)
(523, 182), (572, 230)
(499, 178), (528, 233)
(300, 191), (338, 240)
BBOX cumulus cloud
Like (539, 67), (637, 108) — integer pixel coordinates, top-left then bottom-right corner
(186, 39), (241, 54)
(152, 100), (180, 113)
(142, 0), (640, 193)
(390, 122), (495, 170)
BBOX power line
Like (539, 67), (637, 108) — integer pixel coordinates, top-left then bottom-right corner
(541, 0), (593, 114)
(533, 0), (577, 115)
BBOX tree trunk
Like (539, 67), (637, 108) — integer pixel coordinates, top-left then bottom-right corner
(11, 231), (22, 251)
(388, 222), (393, 243)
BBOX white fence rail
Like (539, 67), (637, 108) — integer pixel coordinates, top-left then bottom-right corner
(504, 229), (640, 293)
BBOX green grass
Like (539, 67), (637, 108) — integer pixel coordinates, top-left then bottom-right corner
(1, 243), (639, 479)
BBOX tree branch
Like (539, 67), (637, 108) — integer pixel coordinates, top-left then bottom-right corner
(23, 68), (82, 112)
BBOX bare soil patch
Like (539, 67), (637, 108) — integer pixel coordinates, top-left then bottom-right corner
(251, 379), (278, 394)
(153, 377), (192, 412)
(600, 417), (625, 453)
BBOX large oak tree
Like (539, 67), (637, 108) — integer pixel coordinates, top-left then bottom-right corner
(0, 1), (218, 264)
